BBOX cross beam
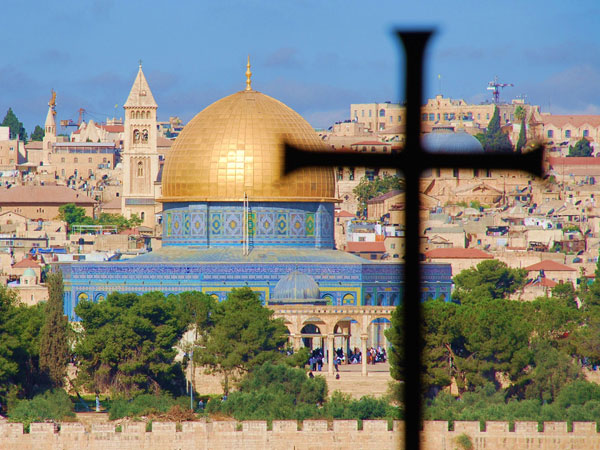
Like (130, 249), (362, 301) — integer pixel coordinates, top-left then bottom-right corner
(285, 30), (544, 449)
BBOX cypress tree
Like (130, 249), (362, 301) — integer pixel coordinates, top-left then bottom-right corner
(476, 106), (514, 153)
(39, 271), (70, 388)
(515, 116), (526, 154)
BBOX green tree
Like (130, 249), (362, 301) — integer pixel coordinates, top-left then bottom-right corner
(39, 272), (70, 388)
(515, 116), (526, 154)
(194, 287), (288, 394)
(352, 174), (404, 217)
(452, 260), (526, 304)
(568, 138), (593, 157)
(57, 203), (88, 228)
(475, 106), (513, 153)
(30, 125), (45, 141)
(514, 105), (526, 122)
(1, 108), (27, 141)
(74, 292), (191, 398)
(0, 287), (46, 404)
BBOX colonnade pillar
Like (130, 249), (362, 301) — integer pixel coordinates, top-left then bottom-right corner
(327, 333), (334, 375)
(292, 334), (302, 350)
(361, 334), (368, 376)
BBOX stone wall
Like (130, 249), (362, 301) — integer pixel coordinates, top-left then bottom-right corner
(1, 420), (600, 450)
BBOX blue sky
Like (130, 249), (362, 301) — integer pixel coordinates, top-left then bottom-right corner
(2, 1), (599, 134)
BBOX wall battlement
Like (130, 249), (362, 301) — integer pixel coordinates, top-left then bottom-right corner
(1, 420), (599, 449)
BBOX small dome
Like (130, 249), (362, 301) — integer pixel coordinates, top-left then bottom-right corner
(273, 271), (320, 301)
(422, 127), (484, 153)
(22, 268), (36, 278)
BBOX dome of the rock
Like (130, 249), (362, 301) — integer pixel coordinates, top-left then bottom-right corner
(161, 89), (335, 203)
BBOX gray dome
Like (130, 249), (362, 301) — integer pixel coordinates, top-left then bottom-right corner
(272, 271), (320, 301)
(422, 128), (484, 153)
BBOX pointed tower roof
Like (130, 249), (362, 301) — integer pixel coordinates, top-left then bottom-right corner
(44, 106), (56, 129)
(124, 63), (157, 108)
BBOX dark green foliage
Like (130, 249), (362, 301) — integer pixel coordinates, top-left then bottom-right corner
(8, 390), (74, 428)
(323, 391), (398, 420)
(39, 272), (70, 387)
(452, 260), (526, 303)
(475, 106), (513, 153)
(384, 306), (404, 383)
(1, 108), (27, 141)
(515, 116), (526, 154)
(194, 288), (288, 394)
(57, 203), (142, 231)
(207, 364), (325, 420)
(352, 174), (404, 217)
(108, 393), (189, 420)
(74, 291), (193, 398)
(206, 363), (398, 421)
(0, 289), (47, 404)
(568, 138), (593, 157)
(30, 125), (45, 141)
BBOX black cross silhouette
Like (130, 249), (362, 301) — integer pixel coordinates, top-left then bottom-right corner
(285, 30), (544, 449)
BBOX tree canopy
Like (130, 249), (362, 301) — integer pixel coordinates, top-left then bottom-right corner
(39, 272), (70, 388)
(452, 259), (527, 304)
(1, 108), (27, 141)
(74, 291), (201, 397)
(352, 174), (404, 217)
(30, 125), (45, 141)
(193, 287), (288, 394)
(568, 138), (593, 157)
(58, 203), (142, 231)
(475, 106), (513, 153)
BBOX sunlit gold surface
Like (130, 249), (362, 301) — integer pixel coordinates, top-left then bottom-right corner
(161, 89), (335, 202)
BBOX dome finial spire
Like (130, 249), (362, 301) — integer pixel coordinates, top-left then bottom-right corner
(245, 55), (252, 91)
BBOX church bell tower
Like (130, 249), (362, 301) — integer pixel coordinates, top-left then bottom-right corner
(122, 63), (159, 229)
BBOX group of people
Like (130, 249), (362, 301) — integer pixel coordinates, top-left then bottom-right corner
(366, 346), (387, 364)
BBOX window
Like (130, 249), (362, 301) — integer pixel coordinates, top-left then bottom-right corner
(429, 113), (435, 121)
(547, 130), (554, 138)
(565, 130), (571, 138)
(88, 169), (92, 176)
(584, 129), (589, 137)
(477, 113), (481, 119)
(378, 123), (385, 131)
(142, 129), (149, 143)
(61, 169), (65, 176)
(398, 116), (402, 122)
(337, 167), (343, 181)
(368, 110), (372, 117)
(389, 116), (393, 123)
(486, 113), (490, 120)
(88, 157), (92, 163)
(436, 168), (441, 177)
(453, 168), (459, 178)
(443, 113), (448, 120)
(137, 161), (144, 177)
(422, 113), (428, 121)
(141, 212), (145, 220)
(437, 113), (440, 121)
(379, 109), (385, 117)
(486, 169), (492, 177)
(391, 243), (396, 249)
(133, 129), (140, 143)
(361, 110), (364, 117)
(354, 110), (357, 118)
(473, 169), (479, 177)
(371, 146), (377, 152)
(348, 168), (355, 180)
(370, 254), (377, 260)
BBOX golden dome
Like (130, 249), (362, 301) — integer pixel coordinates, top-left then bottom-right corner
(161, 89), (335, 202)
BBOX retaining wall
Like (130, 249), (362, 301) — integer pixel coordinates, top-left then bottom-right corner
(1, 420), (600, 449)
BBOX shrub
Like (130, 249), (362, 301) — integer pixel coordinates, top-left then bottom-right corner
(8, 390), (74, 427)
(108, 393), (189, 420)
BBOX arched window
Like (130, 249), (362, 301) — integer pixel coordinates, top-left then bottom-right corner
(342, 293), (355, 305)
(137, 161), (144, 177)
(379, 109), (385, 117)
(371, 146), (376, 152)
(141, 212), (145, 220)
(133, 129), (140, 143)
(142, 129), (149, 143)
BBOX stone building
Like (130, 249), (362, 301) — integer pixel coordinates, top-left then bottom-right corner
(121, 64), (161, 229)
